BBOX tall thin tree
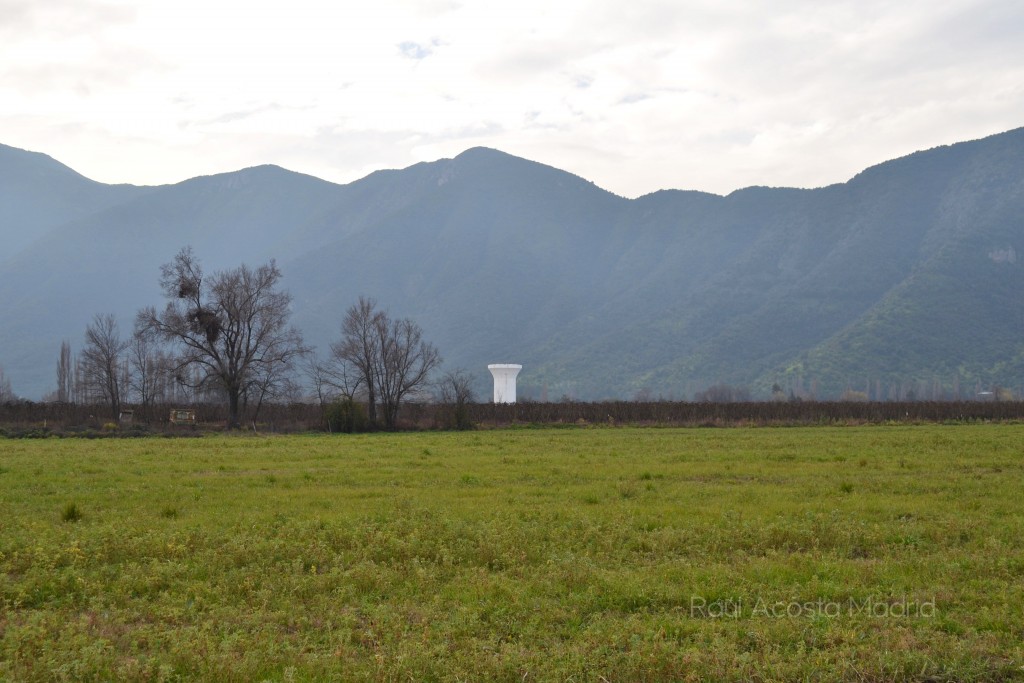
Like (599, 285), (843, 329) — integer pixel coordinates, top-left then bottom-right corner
(0, 366), (13, 403)
(56, 340), (72, 403)
(81, 314), (130, 421)
(331, 297), (382, 425)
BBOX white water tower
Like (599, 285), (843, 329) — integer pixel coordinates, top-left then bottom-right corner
(488, 364), (522, 404)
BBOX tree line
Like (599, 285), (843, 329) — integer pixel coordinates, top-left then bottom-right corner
(15, 246), (1016, 429)
(58, 247), (447, 430)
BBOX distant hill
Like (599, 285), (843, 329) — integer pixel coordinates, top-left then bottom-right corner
(1, 129), (1023, 400)
(0, 144), (152, 261)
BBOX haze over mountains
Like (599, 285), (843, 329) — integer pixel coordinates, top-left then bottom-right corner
(2, 128), (1023, 401)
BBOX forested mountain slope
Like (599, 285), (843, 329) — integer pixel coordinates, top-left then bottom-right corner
(1, 128), (1022, 399)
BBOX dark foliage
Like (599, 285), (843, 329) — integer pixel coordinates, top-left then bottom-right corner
(188, 308), (222, 344)
(325, 397), (369, 433)
(8, 399), (1024, 435)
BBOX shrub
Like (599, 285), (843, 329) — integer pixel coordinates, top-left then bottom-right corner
(62, 502), (83, 523)
(325, 398), (369, 433)
(1, 427), (52, 439)
(436, 369), (476, 430)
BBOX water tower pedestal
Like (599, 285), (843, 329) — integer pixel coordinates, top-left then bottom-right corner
(488, 364), (522, 404)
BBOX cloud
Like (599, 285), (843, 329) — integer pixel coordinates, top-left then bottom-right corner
(618, 93), (650, 105)
(0, 0), (156, 102)
(0, 0), (136, 38)
(398, 41), (434, 60)
(0, 46), (163, 95)
(0, 0), (33, 31)
(2, 0), (1023, 197)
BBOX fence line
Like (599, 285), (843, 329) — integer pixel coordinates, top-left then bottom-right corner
(3, 399), (1024, 433)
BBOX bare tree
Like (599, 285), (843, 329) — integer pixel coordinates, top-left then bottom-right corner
(303, 352), (349, 425)
(299, 349), (376, 432)
(330, 297), (382, 425)
(373, 315), (441, 429)
(332, 297), (441, 430)
(304, 354), (330, 409)
(56, 340), (72, 403)
(73, 354), (84, 404)
(244, 351), (302, 426)
(0, 366), (14, 403)
(693, 383), (751, 402)
(127, 324), (167, 416)
(436, 368), (476, 430)
(137, 247), (307, 429)
(81, 314), (130, 421)
(315, 352), (364, 402)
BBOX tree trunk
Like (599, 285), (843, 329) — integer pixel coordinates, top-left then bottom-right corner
(108, 364), (120, 423)
(366, 383), (376, 427)
(227, 387), (241, 429)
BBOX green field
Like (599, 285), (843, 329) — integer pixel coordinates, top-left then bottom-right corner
(2, 426), (1023, 681)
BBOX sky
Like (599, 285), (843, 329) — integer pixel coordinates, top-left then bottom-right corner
(1, 0), (1022, 197)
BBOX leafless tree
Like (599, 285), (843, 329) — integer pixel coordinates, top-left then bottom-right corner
(693, 383), (751, 403)
(438, 368), (475, 404)
(56, 340), (72, 403)
(330, 297), (382, 425)
(633, 387), (654, 402)
(244, 352), (303, 426)
(303, 352), (350, 426)
(81, 314), (130, 421)
(137, 247), (307, 429)
(436, 368), (476, 430)
(304, 354), (330, 408)
(321, 355), (365, 402)
(0, 366), (14, 403)
(73, 354), (84, 404)
(374, 314), (441, 428)
(305, 348), (378, 431)
(127, 324), (166, 415)
(332, 297), (441, 430)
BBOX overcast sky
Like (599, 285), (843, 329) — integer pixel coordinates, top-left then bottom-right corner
(2, 0), (1022, 197)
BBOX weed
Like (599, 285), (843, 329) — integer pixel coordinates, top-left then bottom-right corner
(61, 502), (82, 523)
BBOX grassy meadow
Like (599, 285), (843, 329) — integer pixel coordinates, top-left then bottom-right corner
(1, 426), (1023, 681)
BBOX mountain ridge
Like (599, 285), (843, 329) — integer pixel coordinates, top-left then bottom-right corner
(1, 129), (1023, 400)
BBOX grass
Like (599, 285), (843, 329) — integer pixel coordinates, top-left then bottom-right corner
(60, 502), (83, 523)
(1, 425), (1023, 681)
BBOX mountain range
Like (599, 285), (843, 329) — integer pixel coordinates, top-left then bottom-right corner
(2, 128), (1023, 401)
